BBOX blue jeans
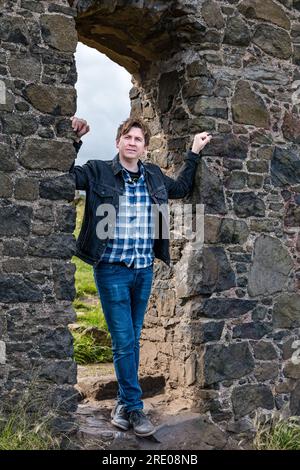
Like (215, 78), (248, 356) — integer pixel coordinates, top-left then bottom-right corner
(93, 263), (154, 412)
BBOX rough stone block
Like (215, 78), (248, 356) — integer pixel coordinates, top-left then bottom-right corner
(0, 274), (43, 303)
(238, 0), (290, 29)
(40, 14), (77, 53)
(24, 84), (76, 116)
(232, 81), (270, 128)
(201, 342), (255, 385)
(39, 175), (75, 201)
(14, 177), (39, 201)
(273, 293), (300, 328)
(0, 173), (13, 197)
(0, 144), (16, 172)
(248, 235), (293, 296)
(0, 203), (32, 236)
(231, 384), (274, 418)
(20, 139), (75, 171)
(28, 234), (76, 259)
(233, 192), (266, 218)
(253, 24), (292, 59)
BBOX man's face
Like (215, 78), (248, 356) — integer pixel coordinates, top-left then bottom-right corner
(116, 126), (147, 160)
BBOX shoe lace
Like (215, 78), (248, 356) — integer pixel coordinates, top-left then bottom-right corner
(130, 409), (146, 423)
(119, 404), (128, 414)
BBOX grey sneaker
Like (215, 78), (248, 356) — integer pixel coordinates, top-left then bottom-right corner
(128, 409), (156, 437)
(111, 403), (130, 431)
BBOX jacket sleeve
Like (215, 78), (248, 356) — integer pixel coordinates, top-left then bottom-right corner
(69, 140), (90, 191)
(162, 150), (201, 199)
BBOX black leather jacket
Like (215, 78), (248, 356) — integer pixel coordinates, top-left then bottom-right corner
(69, 141), (201, 267)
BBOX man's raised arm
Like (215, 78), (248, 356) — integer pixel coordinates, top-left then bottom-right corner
(69, 116), (91, 190)
(162, 132), (212, 199)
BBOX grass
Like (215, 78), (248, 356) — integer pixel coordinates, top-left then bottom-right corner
(0, 409), (60, 450)
(73, 332), (113, 365)
(74, 258), (98, 297)
(73, 196), (97, 298)
(73, 299), (107, 329)
(253, 413), (300, 450)
(0, 378), (61, 450)
(72, 195), (112, 365)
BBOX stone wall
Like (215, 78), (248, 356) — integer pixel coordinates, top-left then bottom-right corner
(0, 0), (79, 420)
(139, 0), (300, 426)
(1, 0), (300, 435)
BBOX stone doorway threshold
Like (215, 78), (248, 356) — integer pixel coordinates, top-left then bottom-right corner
(69, 364), (243, 450)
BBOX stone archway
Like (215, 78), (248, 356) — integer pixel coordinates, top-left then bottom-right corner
(1, 0), (300, 442)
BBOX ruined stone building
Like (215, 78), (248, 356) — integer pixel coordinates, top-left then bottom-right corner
(0, 0), (300, 437)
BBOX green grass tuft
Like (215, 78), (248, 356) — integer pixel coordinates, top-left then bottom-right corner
(72, 195), (112, 365)
(74, 257), (98, 297)
(73, 332), (113, 365)
(0, 378), (62, 450)
(0, 414), (59, 450)
(254, 413), (300, 450)
(73, 299), (108, 331)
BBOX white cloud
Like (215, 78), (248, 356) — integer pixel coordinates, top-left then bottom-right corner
(74, 42), (132, 166)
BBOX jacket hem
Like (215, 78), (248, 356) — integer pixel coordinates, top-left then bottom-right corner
(74, 248), (97, 266)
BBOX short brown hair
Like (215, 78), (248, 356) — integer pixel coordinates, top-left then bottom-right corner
(116, 117), (151, 147)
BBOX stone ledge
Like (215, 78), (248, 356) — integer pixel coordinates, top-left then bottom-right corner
(76, 368), (165, 401)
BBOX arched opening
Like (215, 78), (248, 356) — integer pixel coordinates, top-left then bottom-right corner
(68, 1), (196, 414)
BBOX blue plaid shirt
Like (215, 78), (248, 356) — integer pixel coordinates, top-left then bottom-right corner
(99, 160), (155, 269)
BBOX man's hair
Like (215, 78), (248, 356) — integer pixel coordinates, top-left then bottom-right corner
(116, 117), (151, 147)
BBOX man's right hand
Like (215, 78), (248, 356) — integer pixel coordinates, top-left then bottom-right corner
(191, 132), (212, 154)
(71, 116), (90, 142)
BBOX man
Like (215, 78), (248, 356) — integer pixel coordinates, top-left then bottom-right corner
(70, 116), (212, 437)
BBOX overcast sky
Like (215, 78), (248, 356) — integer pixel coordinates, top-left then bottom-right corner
(74, 42), (132, 166)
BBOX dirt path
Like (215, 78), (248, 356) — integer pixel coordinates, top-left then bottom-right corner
(69, 364), (244, 451)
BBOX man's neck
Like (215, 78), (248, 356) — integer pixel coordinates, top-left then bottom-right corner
(119, 155), (140, 172)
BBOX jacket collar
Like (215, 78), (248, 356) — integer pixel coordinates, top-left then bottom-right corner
(112, 153), (156, 176)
